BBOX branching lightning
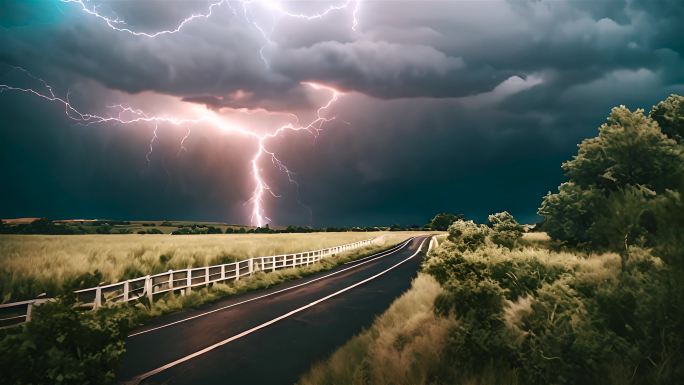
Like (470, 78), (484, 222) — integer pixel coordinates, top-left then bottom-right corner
(0, 68), (342, 227)
(61, 0), (228, 38)
(62, 0), (362, 66)
(62, 0), (362, 38)
(3, 1), (357, 225)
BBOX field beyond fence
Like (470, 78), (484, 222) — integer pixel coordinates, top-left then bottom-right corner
(0, 232), (425, 303)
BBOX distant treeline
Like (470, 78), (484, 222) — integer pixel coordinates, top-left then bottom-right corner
(0, 218), (434, 235)
(0, 218), (86, 235)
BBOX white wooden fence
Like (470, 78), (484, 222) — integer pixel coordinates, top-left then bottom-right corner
(0, 238), (375, 327)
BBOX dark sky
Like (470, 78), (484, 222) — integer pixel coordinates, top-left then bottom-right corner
(1, 0), (683, 226)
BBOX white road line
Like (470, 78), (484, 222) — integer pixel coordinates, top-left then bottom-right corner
(126, 238), (427, 385)
(128, 238), (414, 337)
(343, 241), (403, 264)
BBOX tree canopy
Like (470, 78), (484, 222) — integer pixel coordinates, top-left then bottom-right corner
(429, 213), (464, 231)
(539, 94), (684, 265)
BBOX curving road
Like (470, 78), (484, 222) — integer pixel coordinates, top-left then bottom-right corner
(119, 236), (430, 385)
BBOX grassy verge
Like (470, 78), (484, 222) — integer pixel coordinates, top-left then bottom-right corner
(0, 231), (424, 302)
(299, 273), (454, 385)
(299, 231), (684, 385)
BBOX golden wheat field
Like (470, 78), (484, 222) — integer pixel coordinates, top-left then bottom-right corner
(0, 231), (425, 302)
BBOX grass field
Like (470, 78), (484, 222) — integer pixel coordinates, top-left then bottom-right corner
(0, 231), (425, 302)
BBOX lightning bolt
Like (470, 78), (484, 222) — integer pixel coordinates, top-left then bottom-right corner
(0, 68), (342, 227)
(61, 0), (228, 38)
(61, 0), (362, 53)
(177, 126), (192, 156)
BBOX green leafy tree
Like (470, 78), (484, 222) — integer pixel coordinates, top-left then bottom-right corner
(539, 182), (606, 246)
(650, 94), (684, 144)
(651, 181), (684, 266)
(540, 100), (684, 253)
(429, 213), (463, 231)
(488, 211), (523, 249)
(562, 105), (683, 192)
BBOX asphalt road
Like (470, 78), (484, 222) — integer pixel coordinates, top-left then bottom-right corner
(119, 236), (430, 385)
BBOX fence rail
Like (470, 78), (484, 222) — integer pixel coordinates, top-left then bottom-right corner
(0, 238), (375, 327)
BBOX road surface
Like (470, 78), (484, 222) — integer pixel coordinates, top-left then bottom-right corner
(119, 236), (430, 385)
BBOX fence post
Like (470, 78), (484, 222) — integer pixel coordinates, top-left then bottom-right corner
(145, 275), (153, 303)
(168, 270), (174, 290)
(26, 302), (33, 322)
(221, 265), (226, 280)
(123, 280), (130, 302)
(185, 269), (191, 295)
(205, 266), (210, 287)
(94, 286), (102, 309)
(249, 258), (254, 276)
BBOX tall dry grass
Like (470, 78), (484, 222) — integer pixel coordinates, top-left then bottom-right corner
(299, 273), (454, 385)
(0, 232), (423, 302)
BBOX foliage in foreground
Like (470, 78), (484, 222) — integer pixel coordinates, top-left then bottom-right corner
(0, 300), (135, 385)
(424, 236), (684, 385)
(302, 233), (684, 385)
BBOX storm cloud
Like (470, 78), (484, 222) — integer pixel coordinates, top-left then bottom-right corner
(1, 0), (683, 225)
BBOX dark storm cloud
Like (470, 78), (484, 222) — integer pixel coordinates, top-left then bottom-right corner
(1, 0), (683, 225)
(3, 0), (682, 106)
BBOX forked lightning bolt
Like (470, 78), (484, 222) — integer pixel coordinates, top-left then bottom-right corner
(0, 68), (342, 227)
(62, 0), (362, 37)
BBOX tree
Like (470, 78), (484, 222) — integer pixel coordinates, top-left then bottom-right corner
(488, 211), (523, 249)
(96, 225), (112, 234)
(650, 94), (684, 144)
(538, 182), (606, 246)
(430, 213), (464, 231)
(540, 99), (684, 252)
(207, 226), (222, 234)
(562, 105), (683, 193)
(390, 223), (404, 231)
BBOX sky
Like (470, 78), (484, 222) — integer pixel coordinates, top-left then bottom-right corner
(1, 0), (683, 227)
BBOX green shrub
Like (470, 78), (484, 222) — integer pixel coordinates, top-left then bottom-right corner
(447, 220), (488, 252)
(423, 250), (488, 286)
(423, 237), (684, 385)
(488, 212), (523, 249)
(0, 299), (135, 385)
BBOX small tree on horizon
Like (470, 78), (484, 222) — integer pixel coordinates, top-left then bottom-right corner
(430, 212), (464, 231)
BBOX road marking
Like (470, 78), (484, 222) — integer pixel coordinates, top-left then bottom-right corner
(128, 238), (414, 337)
(125, 238), (427, 385)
